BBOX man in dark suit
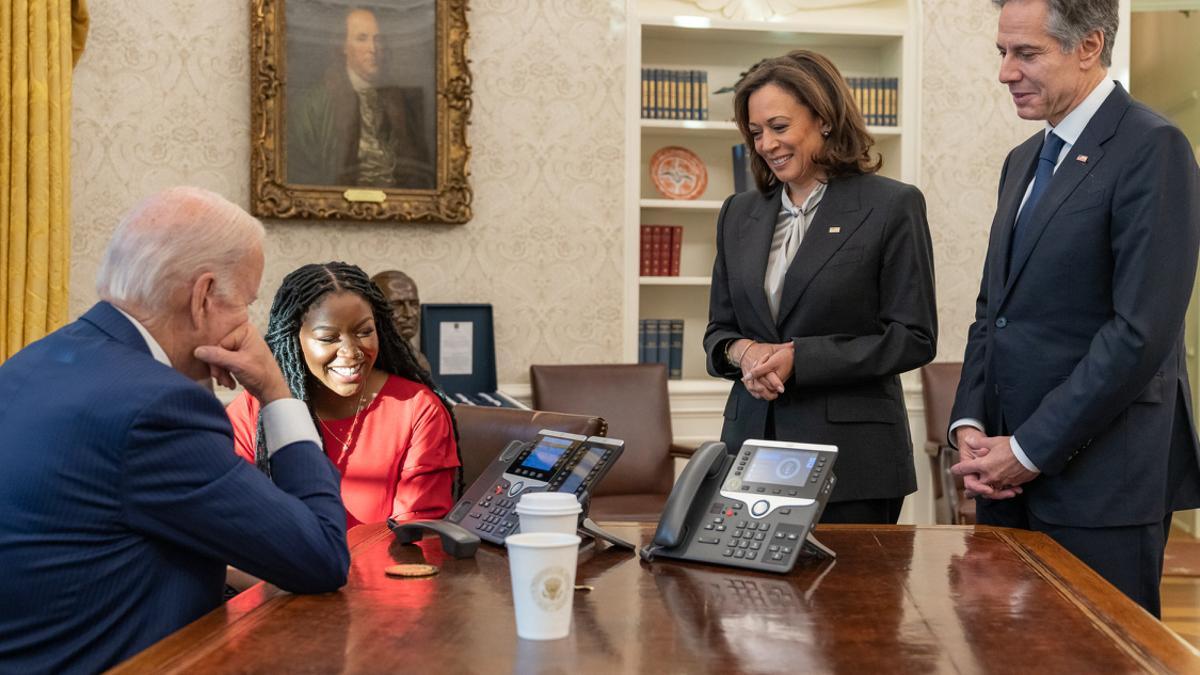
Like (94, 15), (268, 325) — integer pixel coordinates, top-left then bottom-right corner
(950, 0), (1200, 616)
(0, 187), (350, 672)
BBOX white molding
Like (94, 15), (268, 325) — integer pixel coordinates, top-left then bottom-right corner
(683, 0), (881, 21)
(640, 15), (907, 37)
(668, 377), (732, 395)
(640, 275), (712, 286)
(642, 119), (738, 134)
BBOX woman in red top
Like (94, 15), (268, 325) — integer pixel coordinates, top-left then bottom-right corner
(226, 262), (460, 527)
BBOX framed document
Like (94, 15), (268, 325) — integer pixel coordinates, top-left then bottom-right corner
(419, 304), (497, 396)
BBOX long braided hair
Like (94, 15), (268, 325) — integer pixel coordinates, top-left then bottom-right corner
(252, 262), (465, 498)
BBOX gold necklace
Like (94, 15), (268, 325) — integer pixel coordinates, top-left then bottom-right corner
(317, 370), (372, 463)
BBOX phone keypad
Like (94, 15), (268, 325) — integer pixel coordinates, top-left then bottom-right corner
(696, 520), (809, 566)
(725, 521), (769, 553)
(467, 487), (521, 536)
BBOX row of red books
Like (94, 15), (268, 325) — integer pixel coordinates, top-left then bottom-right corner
(640, 225), (682, 276)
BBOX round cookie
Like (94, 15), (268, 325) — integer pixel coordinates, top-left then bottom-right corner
(384, 563), (439, 578)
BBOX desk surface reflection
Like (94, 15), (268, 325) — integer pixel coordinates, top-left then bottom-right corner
(112, 524), (1200, 674)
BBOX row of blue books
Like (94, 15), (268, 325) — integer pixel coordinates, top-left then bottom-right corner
(638, 318), (684, 380)
(846, 76), (899, 127)
(641, 69), (709, 120)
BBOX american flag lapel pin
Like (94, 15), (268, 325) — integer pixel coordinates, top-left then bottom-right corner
(829, 226), (841, 234)
(1076, 154), (1088, 163)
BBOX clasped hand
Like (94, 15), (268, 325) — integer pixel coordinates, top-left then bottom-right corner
(736, 340), (794, 401)
(950, 427), (1038, 500)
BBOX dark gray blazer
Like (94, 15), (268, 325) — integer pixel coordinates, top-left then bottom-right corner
(704, 172), (937, 502)
(950, 83), (1200, 527)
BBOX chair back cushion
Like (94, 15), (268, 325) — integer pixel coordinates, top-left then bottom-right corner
(453, 406), (605, 488)
(919, 363), (963, 446)
(530, 363), (675, 497)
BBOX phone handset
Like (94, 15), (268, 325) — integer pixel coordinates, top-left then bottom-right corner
(640, 441), (728, 562)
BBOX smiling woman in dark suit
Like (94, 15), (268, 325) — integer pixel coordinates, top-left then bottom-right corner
(704, 50), (937, 524)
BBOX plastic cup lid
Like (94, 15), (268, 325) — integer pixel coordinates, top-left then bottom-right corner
(516, 491), (582, 515)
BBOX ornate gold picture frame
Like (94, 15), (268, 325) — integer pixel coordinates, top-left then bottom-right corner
(250, 0), (471, 223)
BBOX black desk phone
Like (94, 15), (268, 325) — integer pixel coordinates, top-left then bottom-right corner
(442, 430), (628, 546)
(640, 439), (838, 573)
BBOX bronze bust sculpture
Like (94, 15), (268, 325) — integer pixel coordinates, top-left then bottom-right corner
(371, 269), (431, 373)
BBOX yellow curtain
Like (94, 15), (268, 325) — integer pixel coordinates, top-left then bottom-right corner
(1, 0), (88, 361)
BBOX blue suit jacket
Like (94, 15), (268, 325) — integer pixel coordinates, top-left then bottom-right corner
(951, 83), (1200, 527)
(0, 302), (350, 673)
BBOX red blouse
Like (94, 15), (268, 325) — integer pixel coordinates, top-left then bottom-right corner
(226, 375), (458, 528)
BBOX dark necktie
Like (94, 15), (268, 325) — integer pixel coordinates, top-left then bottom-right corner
(1009, 131), (1066, 272)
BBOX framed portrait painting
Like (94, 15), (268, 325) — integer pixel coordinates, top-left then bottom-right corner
(251, 0), (471, 223)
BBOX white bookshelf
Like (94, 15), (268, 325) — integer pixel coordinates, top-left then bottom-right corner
(624, 0), (920, 388)
(640, 275), (712, 286)
(639, 198), (724, 210)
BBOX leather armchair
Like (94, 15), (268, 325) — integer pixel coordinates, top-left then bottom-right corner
(919, 363), (975, 524)
(530, 363), (695, 522)
(452, 405), (606, 488)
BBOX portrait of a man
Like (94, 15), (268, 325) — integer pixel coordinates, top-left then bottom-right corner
(286, 2), (436, 189)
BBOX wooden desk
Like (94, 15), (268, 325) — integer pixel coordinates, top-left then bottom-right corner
(113, 524), (1200, 674)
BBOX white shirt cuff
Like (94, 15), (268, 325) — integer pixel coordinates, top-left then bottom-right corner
(261, 398), (322, 458)
(1008, 435), (1040, 473)
(947, 419), (984, 449)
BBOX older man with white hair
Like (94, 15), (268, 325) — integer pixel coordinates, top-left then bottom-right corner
(0, 187), (349, 673)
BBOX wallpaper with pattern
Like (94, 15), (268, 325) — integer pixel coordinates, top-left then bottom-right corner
(69, 0), (1028, 381)
(920, 1), (1041, 361)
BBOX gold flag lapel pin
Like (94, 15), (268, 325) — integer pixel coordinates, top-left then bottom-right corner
(1075, 154), (1088, 163)
(829, 226), (842, 234)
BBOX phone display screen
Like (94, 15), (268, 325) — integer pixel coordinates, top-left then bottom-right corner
(520, 435), (573, 472)
(744, 448), (817, 487)
(558, 446), (602, 494)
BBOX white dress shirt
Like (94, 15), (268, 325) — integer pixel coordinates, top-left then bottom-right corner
(115, 307), (321, 458)
(950, 77), (1117, 473)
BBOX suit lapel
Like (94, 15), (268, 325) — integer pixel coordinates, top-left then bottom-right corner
(993, 138), (1040, 288)
(1001, 85), (1129, 300)
(776, 177), (870, 325)
(738, 190), (783, 338)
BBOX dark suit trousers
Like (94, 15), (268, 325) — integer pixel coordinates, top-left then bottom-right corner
(976, 397), (1196, 617)
(978, 496), (1170, 617)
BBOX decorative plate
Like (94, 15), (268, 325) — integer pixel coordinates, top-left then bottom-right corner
(650, 146), (708, 200)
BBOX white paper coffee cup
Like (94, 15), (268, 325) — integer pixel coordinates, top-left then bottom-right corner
(505, 532), (581, 640)
(516, 492), (582, 536)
